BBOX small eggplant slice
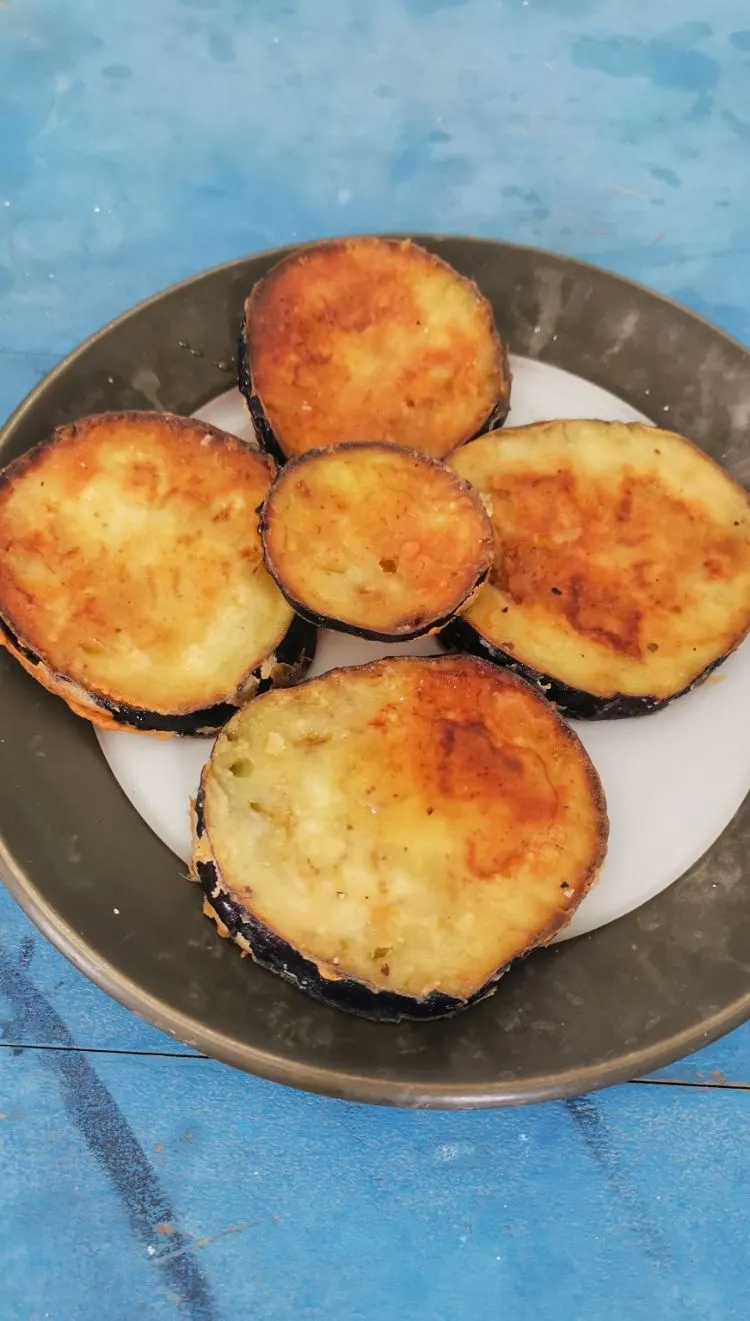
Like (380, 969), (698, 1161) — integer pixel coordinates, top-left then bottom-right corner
(192, 655), (608, 1021)
(238, 236), (511, 463)
(0, 412), (316, 735)
(260, 442), (494, 642)
(444, 420), (750, 718)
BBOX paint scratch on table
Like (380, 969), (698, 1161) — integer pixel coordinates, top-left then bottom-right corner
(150, 1221), (264, 1266)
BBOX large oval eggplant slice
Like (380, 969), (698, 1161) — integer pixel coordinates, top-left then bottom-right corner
(260, 442), (493, 642)
(0, 412), (316, 735)
(444, 420), (750, 719)
(193, 655), (608, 1021)
(238, 237), (511, 463)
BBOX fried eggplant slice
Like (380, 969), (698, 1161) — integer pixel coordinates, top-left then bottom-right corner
(193, 655), (608, 1020)
(444, 420), (750, 718)
(0, 412), (316, 734)
(238, 237), (511, 462)
(260, 442), (493, 641)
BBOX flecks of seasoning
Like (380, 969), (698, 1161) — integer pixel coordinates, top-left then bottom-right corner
(426, 807), (433, 815)
(647, 642), (659, 652)
(336, 891), (346, 899)
(654, 448), (661, 455)
(551, 586), (562, 596)
(501, 606), (509, 613)
(380, 963), (390, 977)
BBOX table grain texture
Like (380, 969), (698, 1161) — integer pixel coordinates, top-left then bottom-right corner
(1, 2), (749, 1318)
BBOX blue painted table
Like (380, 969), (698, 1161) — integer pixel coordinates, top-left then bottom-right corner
(1, 3), (749, 1317)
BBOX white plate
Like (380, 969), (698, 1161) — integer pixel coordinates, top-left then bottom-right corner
(96, 358), (750, 941)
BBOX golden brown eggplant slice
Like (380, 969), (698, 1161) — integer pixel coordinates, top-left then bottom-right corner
(0, 412), (316, 734)
(260, 442), (493, 641)
(444, 420), (750, 718)
(238, 237), (511, 463)
(192, 655), (608, 1021)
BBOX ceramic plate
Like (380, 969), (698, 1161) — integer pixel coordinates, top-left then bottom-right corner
(1, 237), (749, 1106)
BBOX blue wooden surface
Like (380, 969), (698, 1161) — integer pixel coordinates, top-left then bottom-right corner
(1, 1), (749, 1316)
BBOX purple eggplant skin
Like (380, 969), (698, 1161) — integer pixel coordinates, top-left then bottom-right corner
(256, 587), (487, 647)
(236, 319), (510, 469)
(237, 322), (288, 467)
(193, 788), (507, 1024)
(260, 558), (492, 648)
(439, 614), (728, 720)
(0, 611), (317, 737)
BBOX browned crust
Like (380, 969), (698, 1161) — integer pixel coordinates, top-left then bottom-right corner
(243, 237), (511, 460)
(450, 419), (750, 702)
(260, 441), (494, 640)
(0, 410), (275, 494)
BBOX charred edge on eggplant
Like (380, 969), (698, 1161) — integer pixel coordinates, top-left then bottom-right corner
(192, 794), (507, 1023)
(0, 611), (317, 735)
(438, 614), (728, 720)
(237, 322), (288, 467)
(263, 578), (490, 645)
